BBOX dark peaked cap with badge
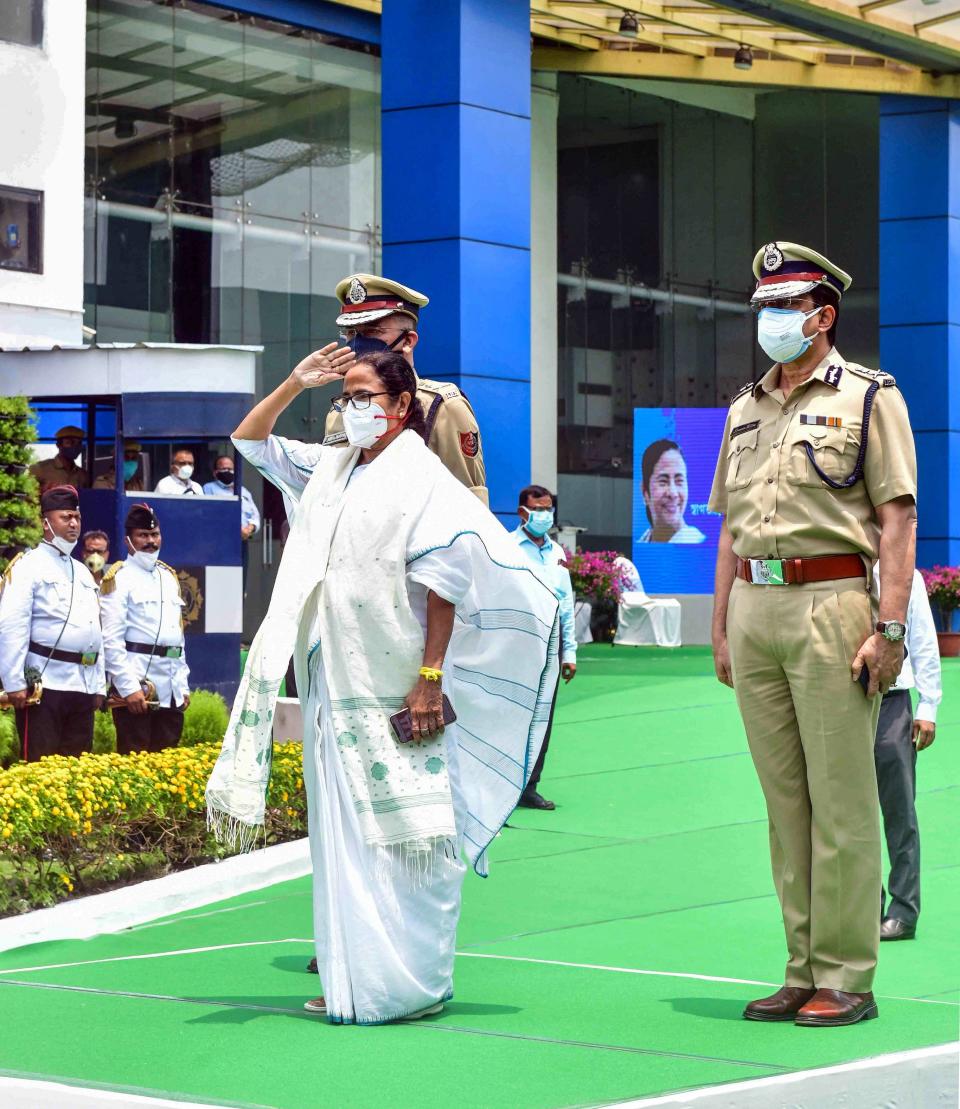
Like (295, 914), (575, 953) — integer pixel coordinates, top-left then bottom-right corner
(334, 273), (429, 329)
(125, 502), (159, 531)
(751, 242), (853, 304)
(40, 484), (80, 512)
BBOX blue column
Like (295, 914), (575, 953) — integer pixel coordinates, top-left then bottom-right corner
(381, 0), (531, 520)
(879, 97), (960, 570)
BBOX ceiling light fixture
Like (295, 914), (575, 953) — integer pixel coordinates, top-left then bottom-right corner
(619, 11), (640, 37)
(734, 44), (754, 70)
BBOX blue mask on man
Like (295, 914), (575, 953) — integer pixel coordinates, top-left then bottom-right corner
(123, 460), (138, 481)
(524, 508), (555, 537)
(344, 332), (406, 358)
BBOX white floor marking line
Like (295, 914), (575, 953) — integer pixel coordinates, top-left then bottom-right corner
(125, 900), (272, 934)
(0, 939), (313, 977)
(454, 953), (960, 1005)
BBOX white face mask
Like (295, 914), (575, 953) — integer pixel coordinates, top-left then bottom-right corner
(44, 519), (77, 557)
(84, 552), (106, 575)
(127, 539), (160, 572)
(175, 463), (194, 481)
(342, 402), (389, 449)
(756, 306), (823, 364)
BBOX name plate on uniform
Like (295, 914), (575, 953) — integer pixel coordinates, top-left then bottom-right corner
(748, 559), (786, 586)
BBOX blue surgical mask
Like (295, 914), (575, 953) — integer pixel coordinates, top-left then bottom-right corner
(756, 306), (823, 364)
(524, 508), (554, 537)
(123, 459), (138, 480)
(344, 332), (405, 358)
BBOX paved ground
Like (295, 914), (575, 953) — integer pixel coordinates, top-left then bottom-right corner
(0, 646), (956, 1107)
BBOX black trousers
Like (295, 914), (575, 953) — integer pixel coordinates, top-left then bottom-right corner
(874, 689), (920, 926)
(15, 688), (96, 762)
(113, 703), (185, 755)
(525, 679), (560, 793)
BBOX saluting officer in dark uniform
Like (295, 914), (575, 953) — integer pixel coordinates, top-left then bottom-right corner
(710, 243), (918, 1027)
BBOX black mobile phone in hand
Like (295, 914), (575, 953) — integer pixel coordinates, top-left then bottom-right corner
(858, 662), (870, 694)
(389, 695), (457, 743)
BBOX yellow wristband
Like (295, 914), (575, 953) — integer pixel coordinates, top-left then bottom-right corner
(419, 667), (443, 683)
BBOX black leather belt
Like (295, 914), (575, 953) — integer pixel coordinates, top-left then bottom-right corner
(126, 641), (183, 658)
(28, 641), (99, 666)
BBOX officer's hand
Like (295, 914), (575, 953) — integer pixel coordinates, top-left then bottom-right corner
(562, 662), (577, 683)
(182, 693), (190, 710)
(712, 636), (734, 688)
(93, 694), (105, 712)
(852, 633), (904, 698)
(241, 524), (255, 540)
(913, 718), (936, 751)
(3, 688), (28, 710)
(291, 343), (355, 390)
(125, 689), (149, 715)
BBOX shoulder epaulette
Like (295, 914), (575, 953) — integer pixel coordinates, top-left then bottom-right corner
(1, 550), (26, 589)
(157, 560), (182, 593)
(418, 378), (461, 401)
(99, 560), (124, 596)
(731, 381), (755, 402)
(845, 363), (897, 388)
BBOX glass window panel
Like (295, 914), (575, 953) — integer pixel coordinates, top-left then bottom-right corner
(0, 0), (42, 46)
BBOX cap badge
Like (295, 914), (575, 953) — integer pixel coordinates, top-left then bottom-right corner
(347, 278), (367, 305)
(762, 243), (784, 272)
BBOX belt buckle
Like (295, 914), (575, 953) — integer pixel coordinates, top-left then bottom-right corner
(749, 558), (786, 586)
(80, 652), (98, 666)
(164, 647), (180, 659)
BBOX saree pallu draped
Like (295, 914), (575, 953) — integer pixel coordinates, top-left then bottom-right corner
(206, 430), (559, 1022)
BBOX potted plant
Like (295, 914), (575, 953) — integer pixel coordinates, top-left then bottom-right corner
(0, 397), (41, 577)
(920, 565), (960, 657)
(563, 548), (631, 643)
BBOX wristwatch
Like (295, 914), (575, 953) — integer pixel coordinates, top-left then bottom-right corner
(877, 620), (906, 642)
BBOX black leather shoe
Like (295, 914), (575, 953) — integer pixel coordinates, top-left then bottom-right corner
(743, 986), (816, 1022)
(880, 917), (916, 941)
(518, 790), (555, 810)
(306, 957), (318, 973)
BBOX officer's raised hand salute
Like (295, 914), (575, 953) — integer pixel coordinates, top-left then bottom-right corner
(0, 485), (104, 759)
(709, 243), (917, 1030)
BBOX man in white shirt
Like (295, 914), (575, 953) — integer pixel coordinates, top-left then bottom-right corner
(201, 454), (260, 590)
(155, 448), (202, 496)
(511, 484), (577, 810)
(0, 485), (105, 760)
(100, 503), (190, 754)
(874, 565), (942, 941)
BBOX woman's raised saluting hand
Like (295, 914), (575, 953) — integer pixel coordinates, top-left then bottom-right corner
(291, 342), (356, 390)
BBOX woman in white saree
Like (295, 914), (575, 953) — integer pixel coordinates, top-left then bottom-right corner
(206, 348), (559, 1025)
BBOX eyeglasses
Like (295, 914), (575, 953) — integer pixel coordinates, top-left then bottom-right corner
(750, 298), (814, 316)
(330, 391), (393, 413)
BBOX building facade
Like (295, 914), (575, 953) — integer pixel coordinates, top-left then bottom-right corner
(2, 0), (958, 634)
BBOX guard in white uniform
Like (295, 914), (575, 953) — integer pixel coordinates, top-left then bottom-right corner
(100, 503), (190, 754)
(0, 485), (105, 760)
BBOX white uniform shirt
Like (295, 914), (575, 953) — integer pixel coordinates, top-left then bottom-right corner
(154, 473), (203, 496)
(876, 566), (942, 723)
(0, 543), (105, 695)
(100, 557), (190, 707)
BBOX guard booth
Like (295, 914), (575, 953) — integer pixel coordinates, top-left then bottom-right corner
(0, 343), (258, 703)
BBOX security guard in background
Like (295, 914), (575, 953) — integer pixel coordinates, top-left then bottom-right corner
(709, 243), (918, 1028)
(0, 485), (105, 760)
(29, 426), (90, 493)
(319, 274), (488, 503)
(100, 503), (190, 755)
(94, 439), (145, 491)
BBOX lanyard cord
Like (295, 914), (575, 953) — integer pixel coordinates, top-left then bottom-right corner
(139, 567), (164, 690)
(802, 381), (878, 490)
(37, 550), (76, 679)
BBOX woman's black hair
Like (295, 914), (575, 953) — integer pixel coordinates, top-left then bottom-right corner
(640, 438), (683, 525)
(356, 350), (427, 440)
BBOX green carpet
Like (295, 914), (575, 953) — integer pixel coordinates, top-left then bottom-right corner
(0, 646), (956, 1108)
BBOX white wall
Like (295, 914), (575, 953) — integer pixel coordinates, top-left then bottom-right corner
(530, 73), (559, 491)
(0, 0), (86, 345)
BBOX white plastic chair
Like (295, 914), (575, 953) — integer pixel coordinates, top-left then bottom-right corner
(613, 557), (682, 648)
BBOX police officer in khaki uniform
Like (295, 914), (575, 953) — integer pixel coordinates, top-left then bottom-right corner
(29, 426), (90, 493)
(319, 274), (488, 504)
(710, 243), (918, 1027)
(93, 439), (146, 491)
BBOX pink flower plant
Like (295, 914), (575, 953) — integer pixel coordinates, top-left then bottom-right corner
(920, 565), (960, 617)
(562, 548), (632, 605)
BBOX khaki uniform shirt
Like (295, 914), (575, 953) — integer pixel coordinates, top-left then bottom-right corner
(93, 472), (145, 491)
(708, 349), (917, 562)
(29, 455), (90, 492)
(323, 377), (488, 505)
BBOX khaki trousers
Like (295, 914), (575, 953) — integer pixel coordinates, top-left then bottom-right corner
(727, 576), (882, 993)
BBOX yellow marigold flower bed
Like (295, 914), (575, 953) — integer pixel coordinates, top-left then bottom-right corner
(0, 741), (307, 916)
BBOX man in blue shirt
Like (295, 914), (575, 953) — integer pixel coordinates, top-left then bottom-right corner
(511, 484), (577, 810)
(202, 454), (261, 589)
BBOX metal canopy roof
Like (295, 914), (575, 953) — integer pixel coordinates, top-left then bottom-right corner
(334, 0), (960, 95)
